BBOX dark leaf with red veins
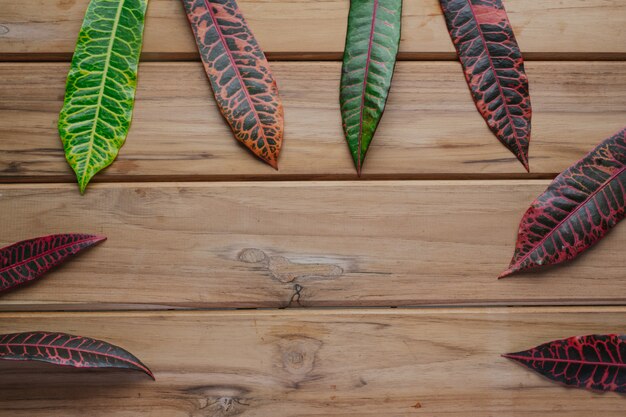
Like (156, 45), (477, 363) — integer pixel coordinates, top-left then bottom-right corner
(440, 0), (531, 171)
(504, 334), (626, 393)
(0, 332), (154, 379)
(181, 0), (284, 168)
(500, 128), (626, 278)
(0, 234), (106, 294)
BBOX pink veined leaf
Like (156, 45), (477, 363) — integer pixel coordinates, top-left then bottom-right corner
(500, 127), (626, 278)
(440, 0), (532, 171)
(0, 234), (106, 293)
(0, 332), (154, 379)
(504, 334), (626, 393)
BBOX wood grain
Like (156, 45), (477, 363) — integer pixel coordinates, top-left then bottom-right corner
(0, 181), (624, 310)
(1, 307), (625, 416)
(2, 1), (626, 414)
(1, 0), (625, 59)
(1, 61), (625, 181)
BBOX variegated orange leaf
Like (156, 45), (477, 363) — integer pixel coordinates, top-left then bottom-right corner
(181, 0), (284, 168)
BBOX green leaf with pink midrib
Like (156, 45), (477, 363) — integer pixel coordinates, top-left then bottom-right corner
(340, 0), (402, 174)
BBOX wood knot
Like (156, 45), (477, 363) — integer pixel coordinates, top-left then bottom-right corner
(268, 256), (343, 283)
(0, 25), (9, 36)
(184, 385), (249, 417)
(237, 248), (343, 283)
(276, 336), (322, 380)
(285, 350), (304, 367)
(203, 397), (248, 416)
(238, 248), (267, 263)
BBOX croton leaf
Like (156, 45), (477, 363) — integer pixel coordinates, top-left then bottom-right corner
(181, 0), (284, 169)
(340, 0), (402, 175)
(0, 332), (154, 379)
(440, 0), (531, 171)
(58, 0), (148, 194)
(504, 334), (626, 393)
(0, 234), (106, 294)
(500, 128), (626, 278)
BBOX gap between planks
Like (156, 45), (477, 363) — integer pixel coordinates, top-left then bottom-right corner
(3, 305), (626, 319)
(0, 172), (560, 185)
(5, 301), (626, 314)
(2, 52), (626, 63)
(0, 179), (555, 190)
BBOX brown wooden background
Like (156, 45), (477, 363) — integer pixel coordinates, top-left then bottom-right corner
(0, 0), (625, 415)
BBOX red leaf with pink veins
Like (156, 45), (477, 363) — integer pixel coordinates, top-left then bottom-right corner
(0, 332), (154, 379)
(0, 234), (106, 293)
(501, 128), (626, 278)
(440, 0), (532, 171)
(504, 334), (626, 393)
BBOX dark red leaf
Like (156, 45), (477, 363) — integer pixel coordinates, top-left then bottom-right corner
(0, 332), (154, 379)
(181, 0), (284, 169)
(0, 234), (106, 293)
(504, 334), (626, 393)
(500, 128), (626, 278)
(440, 0), (532, 171)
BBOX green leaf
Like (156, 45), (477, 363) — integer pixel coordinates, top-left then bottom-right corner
(340, 0), (402, 175)
(58, 0), (148, 193)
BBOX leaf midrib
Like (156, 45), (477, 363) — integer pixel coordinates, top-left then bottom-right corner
(0, 342), (148, 372)
(202, 0), (267, 144)
(82, 0), (126, 188)
(0, 237), (100, 275)
(356, 0), (379, 173)
(504, 354), (626, 368)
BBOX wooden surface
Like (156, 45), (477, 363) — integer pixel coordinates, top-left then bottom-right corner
(1, 308), (626, 416)
(1, 0), (626, 415)
(0, 181), (625, 310)
(1, 0), (625, 59)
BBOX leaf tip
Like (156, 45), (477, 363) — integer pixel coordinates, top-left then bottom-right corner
(265, 157), (278, 170)
(130, 357), (155, 380)
(144, 367), (156, 381)
(518, 154), (530, 173)
(69, 159), (93, 195)
(501, 352), (525, 364)
(498, 268), (515, 279)
(92, 235), (108, 244)
(78, 179), (89, 195)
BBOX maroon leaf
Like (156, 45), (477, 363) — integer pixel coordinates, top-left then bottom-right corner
(0, 234), (106, 293)
(500, 128), (626, 278)
(504, 334), (626, 393)
(440, 0), (532, 171)
(0, 332), (154, 379)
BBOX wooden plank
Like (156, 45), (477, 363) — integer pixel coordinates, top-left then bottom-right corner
(1, 61), (625, 181)
(0, 181), (624, 310)
(1, 0), (625, 59)
(1, 308), (625, 416)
